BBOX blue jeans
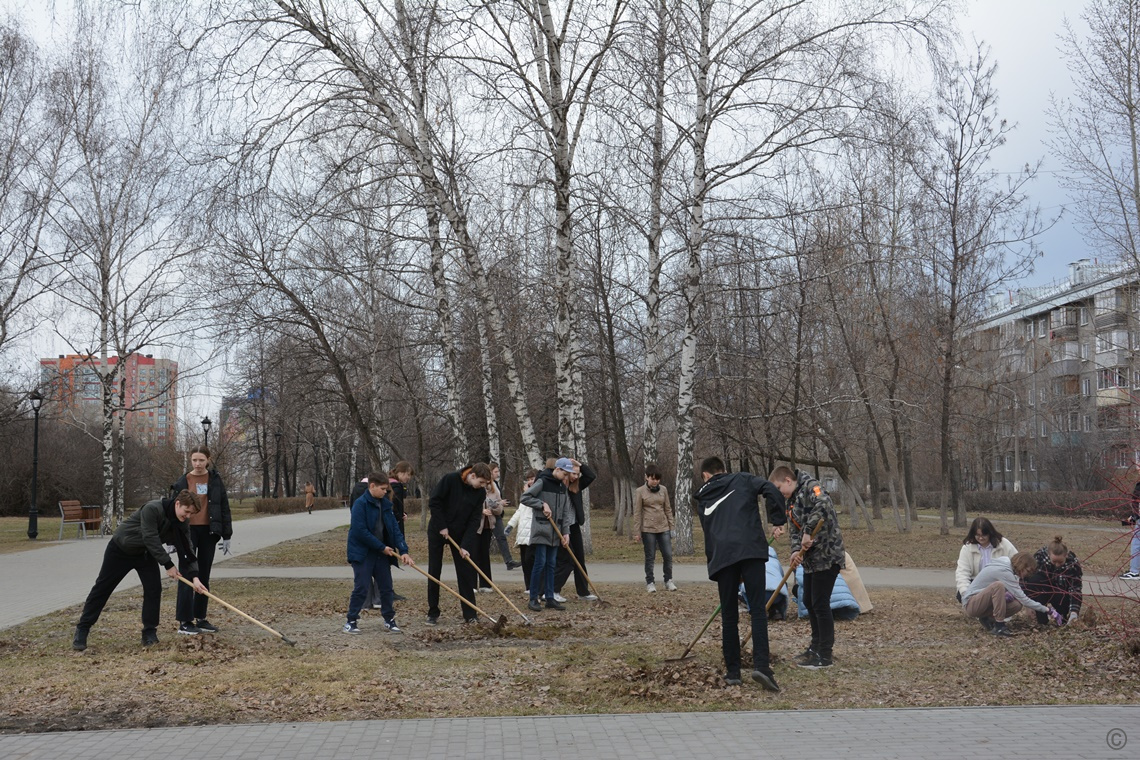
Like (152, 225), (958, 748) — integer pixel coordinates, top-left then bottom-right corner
(530, 544), (558, 602)
(1131, 526), (1140, 574)
(348, 555), (394, 624)
(642, 531), (673, 584)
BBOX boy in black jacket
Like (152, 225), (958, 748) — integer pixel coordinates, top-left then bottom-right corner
(696, 457), (785, 691)
(425, 463), (493, 624)
(73, 490), (207, 650)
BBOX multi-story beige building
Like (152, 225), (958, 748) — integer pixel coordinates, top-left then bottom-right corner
(973, 259), (1139, 490)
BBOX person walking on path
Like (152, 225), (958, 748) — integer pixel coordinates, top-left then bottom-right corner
(1122, 482), (1140, 580)
(772, 466), (845, 670)
(426, 463), (493, 625)
(171, 446), (231, 636)
(304, 481), (316, 514)
(962, 553), (1058, 636)
(1022, 535), (1083, 625)
(695, 456), (785, 691)
(632, 463), (675, 593)
(73, 490), (207, 651)
(473, 466), (504, 593)
(521, 458), (574, 612)
(553, 458), (597, 601)
(343, 472), (412, 634)
(955, 517), (1018, 601)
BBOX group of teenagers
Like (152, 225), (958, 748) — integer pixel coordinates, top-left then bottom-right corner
(72, 443), (1135, 693)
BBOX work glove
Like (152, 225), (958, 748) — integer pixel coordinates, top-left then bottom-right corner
(1067, 611), (1078, 625)
(219, 539), (231, 555)
(1048, 606), (1064, 627)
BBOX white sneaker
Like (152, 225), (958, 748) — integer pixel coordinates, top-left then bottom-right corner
(1121, 571), (1140, 579)
(552, 593), (568, 603)
(579, 594), (599, 601)
(665, 580), (678, 591)
(647, 582), (657, 593)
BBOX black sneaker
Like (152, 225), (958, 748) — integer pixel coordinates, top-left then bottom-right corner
(506, 561), (522, 570)
(795, 647), (816, 665)
(751, 670), (781, 692)
(724, 673), (743, 686)
(528, 599), (543, 612)
(425, 615), (439, 626)
(342, 621), (361, 634)
(141, 629), (159, 647)
(991, 622), (1012, 637)
(393, 593), (408, 602)
(545, 599), (566, 610)
(178, 621), (200, 636)
(978, 616), (995, 632)
(195, 619), (218, 633)
(796, 653), (833, 669)
(72, 627), (88, 652)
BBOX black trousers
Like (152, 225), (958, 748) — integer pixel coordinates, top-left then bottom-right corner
(427, 529), (478, 621)
(1022, 571), (1075, 624)
(473, 529), (493, 588)
(491, 514), (515, 565)
(520, 544), (535, 592)
(78, 540), (163, 634)
(554, 523), (590, 597)
(803, 564), (841, 659)
(176, 525), (217, 623)
(715, 557), (771, 678)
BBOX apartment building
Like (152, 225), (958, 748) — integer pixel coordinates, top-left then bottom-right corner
(39, 354), (179, 447)
(973, 259), (1139, 490)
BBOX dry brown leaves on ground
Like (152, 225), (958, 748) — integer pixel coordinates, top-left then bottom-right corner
(1, 577), (1138, 733)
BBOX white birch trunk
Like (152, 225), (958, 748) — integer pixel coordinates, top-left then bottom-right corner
(477, 310), (500, 464)
(673, 0), (712, 557)
(425, 197), (468, 466)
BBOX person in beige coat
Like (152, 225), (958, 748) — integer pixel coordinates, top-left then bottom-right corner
(955, 517), (1017, 601)
(632, 464), (676, 592)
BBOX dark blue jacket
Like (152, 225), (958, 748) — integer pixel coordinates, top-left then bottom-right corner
(347, 490), (408, 564)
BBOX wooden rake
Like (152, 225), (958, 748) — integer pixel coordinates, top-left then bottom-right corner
(445, 534), (532, 625)
(406, 561), (508, 633)
(176, 576), (296, 646)
(548, 518), (611, 608)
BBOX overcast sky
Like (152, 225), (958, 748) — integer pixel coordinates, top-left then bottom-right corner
(960, 0), (1090, 287)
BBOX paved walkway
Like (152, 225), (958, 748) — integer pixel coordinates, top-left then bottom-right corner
(0, 705), (1133, 759)
(0, 509), (351, 631)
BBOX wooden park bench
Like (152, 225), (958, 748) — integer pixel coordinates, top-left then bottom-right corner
(58, 500), (103, 540)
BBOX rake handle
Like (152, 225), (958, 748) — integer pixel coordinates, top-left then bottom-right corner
(547, 516), (604, 602)
(407, 560), (500, 625)
(445, 534), (531, 624)
(175, 575), (295, 646)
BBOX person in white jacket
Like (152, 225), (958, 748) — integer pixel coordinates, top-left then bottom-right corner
(955, 517), (1017, 601)
(962, 553), (1058, 636)
(506, 469), (538, 594)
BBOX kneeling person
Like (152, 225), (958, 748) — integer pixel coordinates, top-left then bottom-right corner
(73, 490), (207, 650)
(961, 552), (1057, 636)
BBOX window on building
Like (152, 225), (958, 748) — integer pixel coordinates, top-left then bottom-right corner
(1083, 414), (1092, 432)
(1097, 333), (1112, 352)
(1068, 411), (1079, 431)
(1040, 420), (1048, 438)
(1080, 306), (1089, 325)
(1081, 377), (1091, 396)
(994, 457), (1001, 473)
(1037, 318), (1047, 338)
(1097, 367), (1128, 390)
(1025, 321), (1034, 340)
(1080, 342), (1091, 360)
(1038, 388), (1046, 404)
(1028, 453), (1037, 471)
(1004, 454), (1014, 472)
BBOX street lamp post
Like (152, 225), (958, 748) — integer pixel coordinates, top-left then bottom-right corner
(273, 430), (282, 498)
(27, 390), (44, 540)
(201, 415), (212, 449)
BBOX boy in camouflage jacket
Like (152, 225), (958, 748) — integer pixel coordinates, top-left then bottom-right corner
(771, 466), (845, 669)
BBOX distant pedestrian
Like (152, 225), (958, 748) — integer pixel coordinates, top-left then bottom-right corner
(343, 472), (411, 634)
(771, 466), (845, 669)
(304, 481), (315, 514)
(696, 456), (785, 691)
(73, 490), (207, 651)
(171, 446), (232, 636)
(487, 462), (520, 570)
(632, 463), (675, 593)
(521, 458), (574, 612)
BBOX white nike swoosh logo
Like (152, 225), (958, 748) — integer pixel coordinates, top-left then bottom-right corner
(704, 490), (735, 516)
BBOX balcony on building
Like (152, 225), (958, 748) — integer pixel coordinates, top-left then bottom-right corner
(1096, 386), (1132, 407)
